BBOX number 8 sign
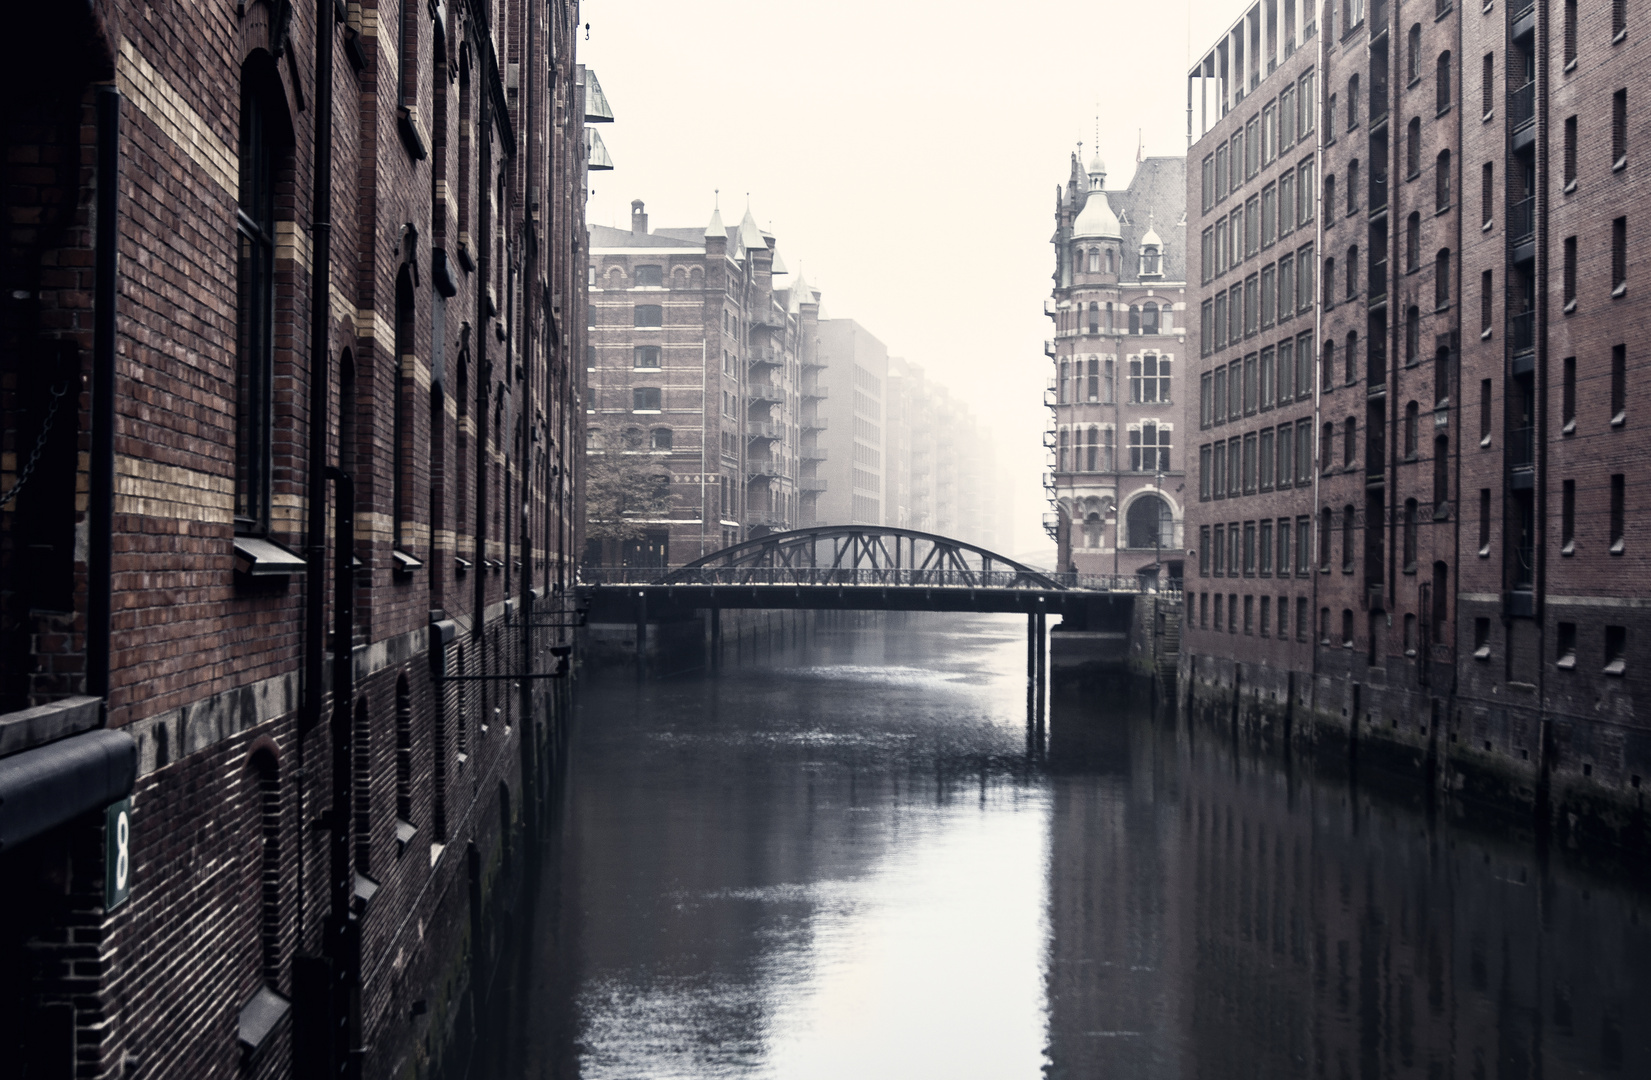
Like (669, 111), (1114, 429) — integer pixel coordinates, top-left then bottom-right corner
(105, 798), (132, 911)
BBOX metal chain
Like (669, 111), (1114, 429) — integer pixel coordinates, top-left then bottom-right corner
(0, 381), (70, 508)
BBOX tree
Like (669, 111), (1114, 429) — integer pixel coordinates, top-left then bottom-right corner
(583, 443), (672, 546)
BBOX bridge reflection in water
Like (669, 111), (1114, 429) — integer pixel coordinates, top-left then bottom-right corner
(469, 616), (1649, 1079)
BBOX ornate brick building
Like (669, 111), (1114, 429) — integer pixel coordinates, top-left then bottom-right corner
(1045, 151), (1189, 584)
(0, 0), (588, 1076)
(1183, 0), (1651, 845)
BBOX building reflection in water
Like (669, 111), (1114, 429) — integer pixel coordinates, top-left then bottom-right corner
(1044, 680), (1650, 1079)
(481, 616), (1649, 1080)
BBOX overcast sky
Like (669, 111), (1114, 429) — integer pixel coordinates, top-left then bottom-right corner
(582, 0), (1241, 559)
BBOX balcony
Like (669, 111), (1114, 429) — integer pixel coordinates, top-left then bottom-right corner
(801, 446), (828, 462)
(1510, 310), (1535, 354)
(749, 309), (786, 331)
(1044, 340), (1057, 358)
(747, 459), (784, 481)
(746, 420), (781, 440)
(748, 384), (785, 404)
(802, 384), (828, 400)
(1369, 259), (1388, 300)
(747, 349), (783, 371)
(1509, 81), (1536, 132)
(1507, 196), (1535, 245)
(748, 511), (789, 528)
(802, 415), (828, 431)
(800, 477), (827, 494)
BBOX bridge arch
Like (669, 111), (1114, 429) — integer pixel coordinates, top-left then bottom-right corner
(665, 526), (1065, 590)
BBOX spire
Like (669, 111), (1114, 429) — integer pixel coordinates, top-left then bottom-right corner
(738, 196), (766, 253)
(703, 189), (726, 240)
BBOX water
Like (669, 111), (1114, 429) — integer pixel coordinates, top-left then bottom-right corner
(496, 614), (1651, 1079)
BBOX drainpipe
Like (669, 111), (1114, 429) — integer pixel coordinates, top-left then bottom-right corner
(325, 465), (358, 1078)
(88, 86), (119, 701)
(518, 2), (539, 837)
(304, 0), (335, 735)
(474, 40), (491, 639)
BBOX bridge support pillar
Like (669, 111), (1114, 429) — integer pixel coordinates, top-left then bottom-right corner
(1035, 612), (1047, 730)
(710, 607), (721, 670)
(634, 592), (647, 682)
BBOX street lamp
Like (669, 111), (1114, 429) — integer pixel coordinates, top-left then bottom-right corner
(1106, 502), (1119, 585)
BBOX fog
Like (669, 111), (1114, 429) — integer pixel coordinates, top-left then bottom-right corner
(582, 0), (1244, 560)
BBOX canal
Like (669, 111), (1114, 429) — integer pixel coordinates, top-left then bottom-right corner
(481, 613), (1650, 1079)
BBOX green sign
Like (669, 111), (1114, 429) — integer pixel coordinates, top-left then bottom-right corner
(105, 798), (131, 911)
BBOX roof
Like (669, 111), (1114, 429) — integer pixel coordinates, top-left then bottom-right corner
(587, 223), (701, 251)
(1093, 156), (1187, 283)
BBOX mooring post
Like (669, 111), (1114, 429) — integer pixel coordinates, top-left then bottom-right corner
(1027, 612), (1037, 682)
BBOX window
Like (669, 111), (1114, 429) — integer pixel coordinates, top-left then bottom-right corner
(1613, 344), (1627, 422)
(353, 699), (372, 874)
(1129, 424), (1172, 472)
(1613, 217), (1628, 295)
(651, 428), (673, 451)
(1089, 302), (1101, 333)
(1278, 518), (1292, 574)
(1279, 170), (1295, 238)
(1433, 435), (1450, 514)
(1260, 429), (1275, 490)
(1277, 423), (1294, 488)
(1324, 256), (1336, 306)
(1435, 345), (1452, 405)
(1321, 339), (1335, 391)
(1245, 275), (1260, 335)
(1346, 330), (1359, 384)
(1482, 163), (1494, 226)
(1343, 416), (1357, 467)
(1436, 150), (1451, 210)
(1562, 359), (1576, 431)
(1481, 270), (1494, 333)
(1409, 25), (1423, 82)
(1481, 53), (1493, 117)
(1605, 626), (1627, 676)
(1126, 495), (1172, 549)
(1086, 425), (1100, 471)
(1260, 596), (1271, 636)
(1262, 185), (1277, 248)
(1436, 51), (1452, 114)
(1263, 103), (1277, 164)
(1406, 306), (1420, 363)
(1213, 367), (1227, 424)
(1214, 525), (1226, 573)
(634, 304), (663, 327)
(1214, 594), (1224, 628)
(1244, 522), (1257, 574)
(1407, 117), (1422, 177)
(1203, 155), (1216, 211)
(1088, 357), (1102, 402)
(1322, 420), (1335, 471)
(1299, 160), (1316, 225)
(1613, 0), (1627, 40)
(1202, 229), (1214, 283)
(1565, 0), (1578, 66)
(1131, 354), (1171, 402)
(1554, 621), (1578, 669)
(1563, 238), (1576, 309)
(1243, 433), (1258, 492)
(1564, 117), (1578, 189)
(1279, 257), (1295, 320)
(1479, 488), (1491, 555)
(1199, 527), (1212, 574)
(1327, 92), (1338, 141)
(1342, 506), (1355, 573)
(1562, 480), (1576, 554)
(1347, 74), (1360, 130)
(1216, 144), (1229, 200)
(1200, 302), (1214, 355)
(1200, 446), (1212, 498)
(1348, 159), (1360, 214)
(1243, 595), (1255, 634)
(1435, 248), (1451, 307)
(634, 345), (662, 369)
(235, 72), (281, 536)
(1403, 498), (1418, 571)
(1141, 303), (1160, 334)
(1404, 214), (1420, 275)
(1297, 334), (1314, 400)
(1300, 73), (1316, 137)
(1407, 400), (1420, 457)
(1247, 116), (1261, 177)
(1347, 245), (1359, 299)
(1259, 346), (1275, 408)
(633, 386), (662, 412)
(1612, 474), (1627, 553)
(395, 678), (413, 832)
(250, 749), (281, 984)
(634, 265), (663, 287)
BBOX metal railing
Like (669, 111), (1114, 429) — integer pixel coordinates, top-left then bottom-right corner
(746, 420), (781, 439)
(748, 385), (785, 404)
(580, 566), (1180, 595)
(802, 385), (829, 399)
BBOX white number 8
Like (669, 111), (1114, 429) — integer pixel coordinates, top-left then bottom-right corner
(114, 810), (129, 891)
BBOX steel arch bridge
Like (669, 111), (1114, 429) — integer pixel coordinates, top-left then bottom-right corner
(658, 526), (1065, 591)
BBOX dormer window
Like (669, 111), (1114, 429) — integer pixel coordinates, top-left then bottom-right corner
(1141, 245), (1162, 276)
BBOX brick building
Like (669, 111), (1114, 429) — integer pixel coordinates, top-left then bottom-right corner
(1182, 0), (1651, 843)
(1044, 152), (1189, 584)
(585, 199), (814, 565)
(0, 0), (588, 1076)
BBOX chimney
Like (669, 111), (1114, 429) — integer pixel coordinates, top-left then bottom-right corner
(630, 199), (648, 236)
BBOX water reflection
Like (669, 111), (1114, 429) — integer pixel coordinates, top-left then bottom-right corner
(499, 614), (1649, 1079)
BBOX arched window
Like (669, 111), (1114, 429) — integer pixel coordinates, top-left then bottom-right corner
(1324, 257), (1336, 305)
(1348, 73), (1361, 129)
(1435, 345), (1452, 404)
(1325, 172), (1337, 215)
(235, 60), (290, 537)
(1346, 330), (1359, 383)
(1435, 248), (1452, 307)
(1348, 159), (1360, 213)
(1408, 24), (1422, 82)
(1407, 117), (1421, 176)
(1141, 244), (1162, 275)
(1058, 429), (1070, 472)
(1436, 149), (1452, 209)
(1406, 212), (1421, 270)
(1406, 306), (1420, 362)
(395, 677), (414, 832)
(1126, 494), (1173, 549)
(651, 428), (673, 450)
(1433, 436), (1450, 512)
(1342, 504), (1356, 571)
(1142, 303), (1160, 335)
(353, 698), (372, 875)
(1405, 400), (1420, 457)
(1322, 420), (1336, 470)
(1437, 51), (1452, 114)
(1129, 305), (1142, 334)
(1347, 245), (1360, 299)
(1105, 248), (1115, 273)
(1344, 417), (1357, 466)
(1104, 358), (1116, 403)
(394, 269), (415, 553)
(1321, 339), (1336, 390)
(1403, 498), (1419, 570)
(1087, 357), (1101, 401)
(1088, 248), (1100, 272)
(1088, 302), (1100, 334)
(1319, 507), (1333, 569)
(249, 748), (281, 985)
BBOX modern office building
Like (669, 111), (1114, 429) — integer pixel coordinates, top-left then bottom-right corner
(1044, 151), (1190, 582)
(1182, 0), (1651, 836)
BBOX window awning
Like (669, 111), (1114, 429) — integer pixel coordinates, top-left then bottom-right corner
(234, 536), (307, 578)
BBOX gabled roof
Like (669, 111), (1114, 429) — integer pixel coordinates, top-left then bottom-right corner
(587, 223), (700, 250)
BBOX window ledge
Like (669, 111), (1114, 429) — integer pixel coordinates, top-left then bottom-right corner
(234, 536), (307, 578)
(1480, 434), (1492, 448)
(238, 986), (291, 1064)
(393, 550), (423, 575)
(396, 818), (417, 855)
(1563, 179), (1578, 194)
(1482, 219), (1494, 232)
(1481, 327), (1493, 340)
(1614, 28), (1628, 45)
(1611, 540), (1626, 555)
(1613, 411), (1627, 427)
(1563, 419), (1576, 435)
(1474, 646), (1491, 660)
(1613, 283), (1628, 298)
(1605, 659), (1627, 676)
(1564, 299), (1577, 314)
(1557, 655), (1576, 670)
(1479, 545), (1491, 558)
(1564, 58), (1578, 73)
(1435, 202), (1453, 217)
(1437, 104), (1453, 119)
(1482, 110), (1494, 124)
(1562, 540), (1576, 556)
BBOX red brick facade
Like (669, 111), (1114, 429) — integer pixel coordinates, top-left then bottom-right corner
(0, 0), (587, 1076)
(1183, 0), (1651, 848)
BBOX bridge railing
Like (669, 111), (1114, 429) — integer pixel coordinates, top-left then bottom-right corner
(579, 566), (1182, 595)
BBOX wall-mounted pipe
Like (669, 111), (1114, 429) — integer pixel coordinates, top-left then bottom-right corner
(88, 86), (119, 701)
